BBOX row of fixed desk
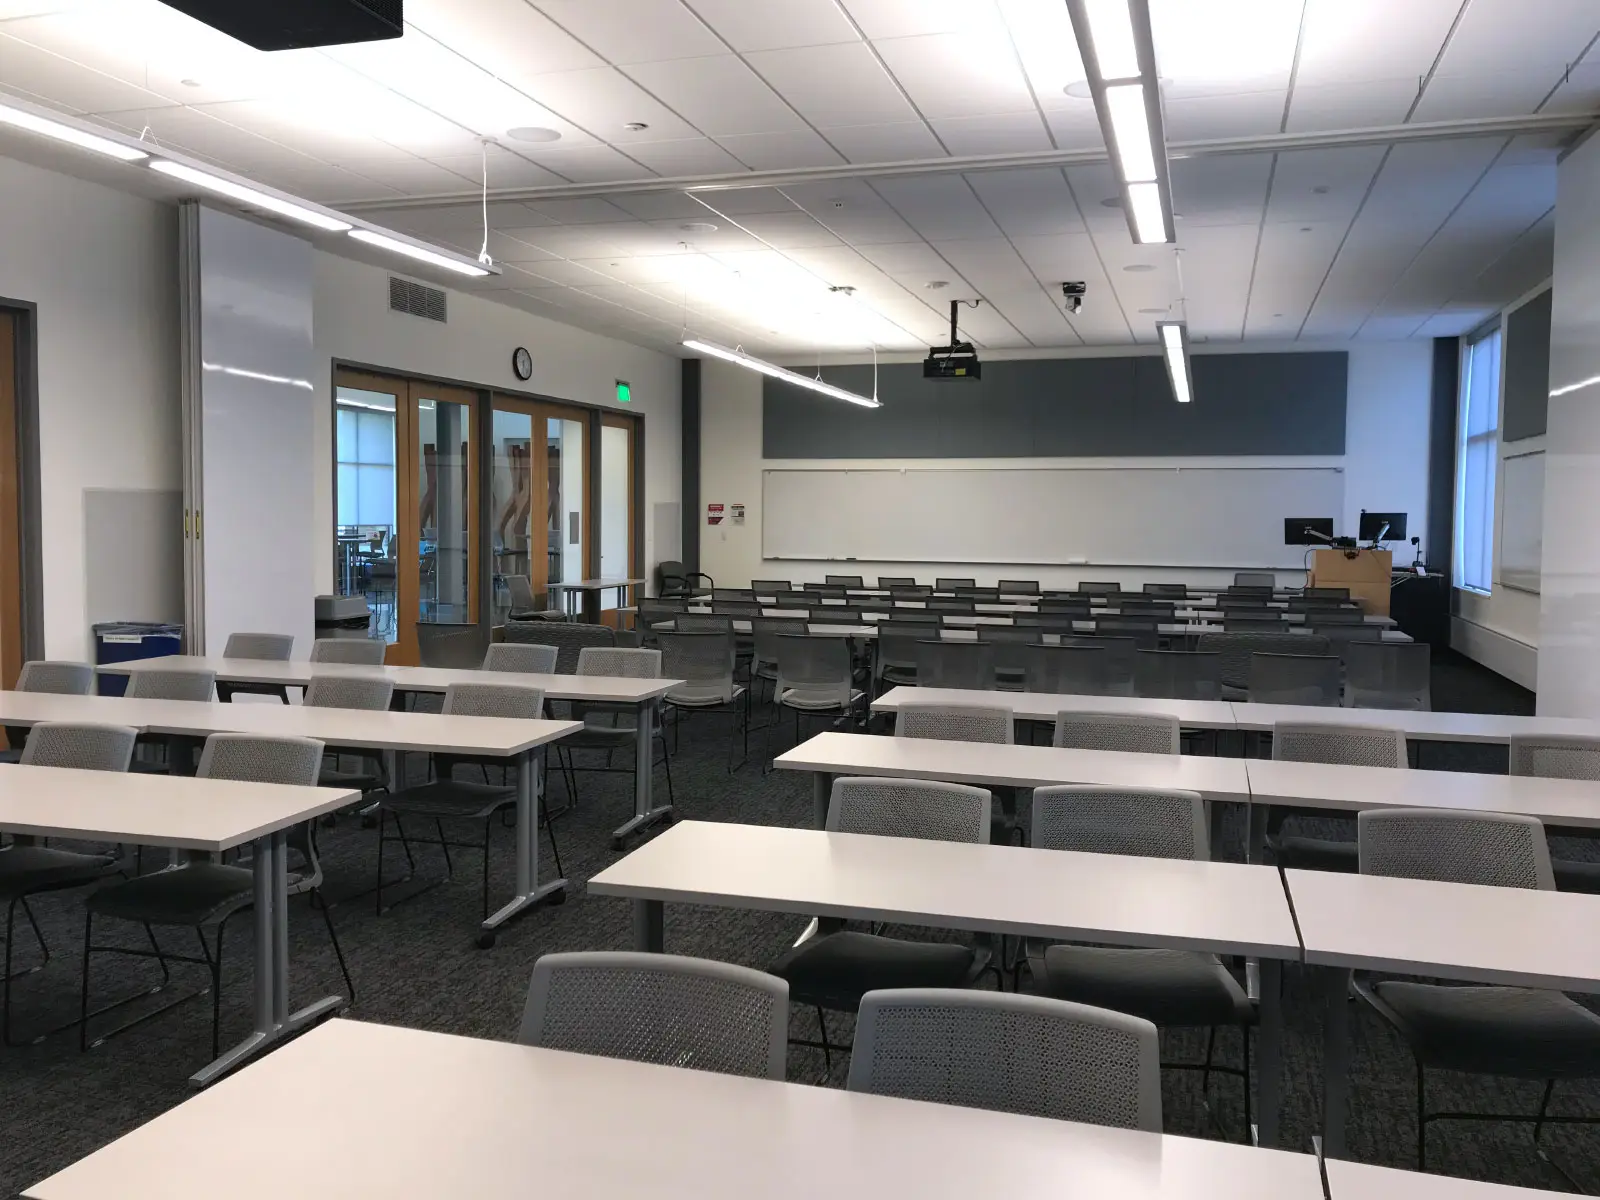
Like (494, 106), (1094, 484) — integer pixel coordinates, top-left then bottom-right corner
(25, 1017), (1550, 1200)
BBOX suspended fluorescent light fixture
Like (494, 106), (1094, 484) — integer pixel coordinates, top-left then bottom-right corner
(683, 338), (880, 408)
(348, 229), (493, 278)
(1066, 0), (1175, 245)
(1157, 320), (1194, 404)
(151, 160), (352, 232)
(0, 96), (148, 161)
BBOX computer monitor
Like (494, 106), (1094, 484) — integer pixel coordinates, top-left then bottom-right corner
(1358, 511), (1407, 542)
(1284, 517), (1334, 545)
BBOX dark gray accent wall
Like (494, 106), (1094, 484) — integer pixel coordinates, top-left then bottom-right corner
(763, 352), (1348, 458)
(680, 357), (701, 574)
(1428, 337), (1459, 579)
(1502, 288), (1551, 442)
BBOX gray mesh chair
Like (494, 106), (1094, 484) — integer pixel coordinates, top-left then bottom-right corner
(873, 621), (928, 693)
(1, 722), (137, 1044)
(768, 776), (994, 1070)
(1353, 808), (1600, 1169)
(825, 574), (865, 588)
(416, 623), (489, 669)
(751, 617), (808, 703)
(1094, 618), (1160, 648)
(556, 647), (673, 820)
(894, 702), (1013, 745)
(768, 636), (864, 766)
(935, 576), (976, 590)
(1197, 631), (1324, 701)
(977, 624), (1041, 690)
(1077, 581), (1121, 594)
(505, 620), (613, 674)
(125, 668), (219, 775)
(1510, 735), (1600, 893)
(376, 683), (565, 921)
(1234, 572), (1276, 588)
(1026, 784), (1253, 1134)
(849, 989), (1162, 1130)
(659, 630), (748, 772)
(1133, 650), (1221, 701)
(1143, 583), (1188, 597)
(519, 951), (788, 1079)
(914, 638), (997, 691)
(1053, 711), (1179, 755)
(1248, 652), (1341, 706)
(3, 661), (95, 760)
(1062, 636), (1137, 696)
(218, 633), (295, 703)
(1344, 641), (1431, 710)
(309, 637), (387, 666)
(505, 574), (562, 619)
(998, 579), (1040, 594)
(80, 733), (351, 1056)
(482, 642), (558, 674)
(1025, 644), (1111, 696)
(752, 579), (792, 595)
(305, 674), (396, 798)
(1266, 721), (1407, 872)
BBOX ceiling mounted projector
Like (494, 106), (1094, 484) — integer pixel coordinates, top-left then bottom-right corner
(158, 0), (402, 50)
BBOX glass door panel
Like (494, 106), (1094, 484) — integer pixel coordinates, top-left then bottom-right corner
(547, 412), (586, 591)
(598, 413), (637, 625)
(333, 375), (401, 646)
(415, 388), (476, 628)
(489, 406), (536, 622)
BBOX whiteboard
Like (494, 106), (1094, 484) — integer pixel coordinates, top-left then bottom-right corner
(762, 466), (1344, 568)
(1499, 451), (1544, 593)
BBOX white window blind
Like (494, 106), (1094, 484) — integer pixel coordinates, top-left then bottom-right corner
(1453, 327), (1502, 593)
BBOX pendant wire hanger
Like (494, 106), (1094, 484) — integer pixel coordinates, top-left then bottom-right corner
(477, 138), (494, 269)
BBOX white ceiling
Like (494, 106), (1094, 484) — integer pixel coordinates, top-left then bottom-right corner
(0, 0), (1593, 355)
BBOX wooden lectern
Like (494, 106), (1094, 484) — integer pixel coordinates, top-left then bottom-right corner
(1308, 548), (1392, 615)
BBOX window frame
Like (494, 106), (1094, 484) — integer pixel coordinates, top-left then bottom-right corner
(1452, 322), (1504, 595)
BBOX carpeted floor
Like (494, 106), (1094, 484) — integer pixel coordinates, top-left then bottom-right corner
(2, 648), (1594, 1197)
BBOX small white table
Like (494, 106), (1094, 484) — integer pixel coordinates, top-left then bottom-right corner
(547, 576), (643, 623)
(775, 730), (1252, 827)
(0, 764), (356, 1087)
(589, 820), (1302, 1147)
(1286, 868), (1600, 1159)
(1323, 1157), (1571, 1200)
(100, 657), (682, 847)
(25, 1017), (1327, 1200)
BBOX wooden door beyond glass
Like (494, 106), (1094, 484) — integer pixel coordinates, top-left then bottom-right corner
(490, 397), (588, 623)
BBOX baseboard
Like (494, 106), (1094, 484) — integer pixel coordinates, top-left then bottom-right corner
(1450, 615), (1537, 691)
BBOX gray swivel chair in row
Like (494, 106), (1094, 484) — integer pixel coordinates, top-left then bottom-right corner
(125, 668), (218, 775)
(310, 637), (387, 666)
(765, 636), (865, 768)
(659, 630), (749, 773)
(305, 674), (396, 800)
(894, 702), (1015, 842)
(1054, 711), (1179, 755)
(557, 647), (673, 843)
(3, 660), (95, 762)
(1132, 650), (1221, 701)
(219, 632), (296, 702)
(1510, 735), (1600, 893)
(1266, 722), (1408, 872)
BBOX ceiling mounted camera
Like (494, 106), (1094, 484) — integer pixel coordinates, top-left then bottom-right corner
(1062, 281), (1086, 315)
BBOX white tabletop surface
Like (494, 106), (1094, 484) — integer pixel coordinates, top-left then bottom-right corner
(1286, 868), (1600, 990)
(1245, 758), (1600, 828)
(0, 693), (580, 756)
(591, 821), (1300, 957)
(549, 577), (644, 590)
(99, 656), (681, 702)
(1323, 1158), (1571, 1200)
(0, 763), (354, 852)
(775, 731), (1253, 801)
(25, 1018), (1326, 1200)
(873, 686), (1241, 729)
(1227, 701), (1600, 743)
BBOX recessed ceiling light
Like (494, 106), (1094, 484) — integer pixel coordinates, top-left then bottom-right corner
(1300, 226), (1312, 233)
(1123, 264), (1156, 273)
(1064, 80), (1093, 99)
(1100, 197), (1123, 208)
(180, 78), (201, 88)
(680, 221), (718, 233)
(507, 126), (561, 143)
(1312, 185), (1331, 194)
(623, 121), (649, 132)
(925, 280), (949, 290)
(1138, 307), (1166, 314)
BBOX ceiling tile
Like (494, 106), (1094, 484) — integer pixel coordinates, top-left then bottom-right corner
(872, 31), (1037, 120)
(1285, 79), (1423, 132)
(1041, 104), (1106, 150)
(621, 55), (803, 137)
(1434, 0), (1600, 74)
(929, 112), (1052, 155)
(341, 156), (477, 193)
(1150, 0), (1302, 99)
(714, 129), (845, 170)
(730, 211), (843, 248)
(1164, 90), (1287, 141)
(871, 173), (1001, 241)
(531, 0), (726, 64)
(517, 144), (659, 183)
(1005, 231), (1099, 282)
(841, 0), (1000, 40)
(607, 191), (716, 220)
(1171, 222), (1259, 339)
(404, 0), (606, 77)
(622, 136), (749, 176)
(95, 104), (321, 170)
(688, 187), (797, 215)
(1411, 71), (1564, 122)
(1001, 0), (1086, 109)
(820, 120), (944, 163)
(931, 238), (1039, 293)
(269, 164), (400, 204)
(0, 34), (174, 114)
(521, 67), (703, 143)
(743, 42), (918, 127)
(521, 197), (642, 225)
(1293, 0), (1462, 87)
(1265, 146), (1388, 224)
(1168, 154), (1272, 226)
(968, 168), (1085, 237)
(435, 147), (568, 190)
(682, 0), (859, 51)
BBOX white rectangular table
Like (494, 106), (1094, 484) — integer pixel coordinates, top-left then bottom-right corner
(0, 763), (356, 1087)
(1324, 1157), (1571, 1200)
(873, 686), (1240, 732)
(1286, 868), (1600, 1159)
(547, 576), (643, 622)
(1225, 701), (1600, 744)
(775, 731), (1251, 828)
(25, 1017), (1326, 1200)
(589, 819), (1301, 1147)
(0, 692), (582, 937)
(100, 656), (682, 847)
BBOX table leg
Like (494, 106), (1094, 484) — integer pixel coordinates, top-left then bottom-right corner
(634, 899), (664, 952)
(189, 828), (343, 1088)
(1321, 966), (1354, 1158)
(480, 748), (567, 945)
(612, 697), (673, 846)
(1248, 803), (1269, 864)
(582, 588), (601, 625)
(813, 771), (833, 829)
(1255, 956), (1285, 1147)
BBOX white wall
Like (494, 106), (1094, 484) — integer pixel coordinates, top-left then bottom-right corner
(1537, 130), (1600, 717)
(0, 156), (180, 661)
(701, 344), (1433, 592)
(312, 252), (680, 597)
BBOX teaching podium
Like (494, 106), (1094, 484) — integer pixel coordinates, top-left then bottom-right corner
(1308, 548), (1391, 616)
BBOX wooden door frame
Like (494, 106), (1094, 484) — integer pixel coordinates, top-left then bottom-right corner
(598, 411), (640, 621)
(0, 301), (41, 686)
(332, 367), (410, 662)
(404, 379), (480, 663)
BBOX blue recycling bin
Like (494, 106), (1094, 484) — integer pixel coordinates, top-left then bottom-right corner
(93, 621), (183, 696)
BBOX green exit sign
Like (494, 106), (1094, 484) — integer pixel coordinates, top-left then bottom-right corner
(615, 379), (631, 404)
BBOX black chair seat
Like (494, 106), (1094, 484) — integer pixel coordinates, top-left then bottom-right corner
(86, 862), (279, 926)
(1553, 857), (1600, 894)
(319, 764), (385, 791)
(0, 845), (118, 896)
(1368, 982), (1600, 1079)
(1269, 834), (1358, 873)
(1038, 945), (1253, 1026)
(380, 780), (514, 821)
(880, 666), (917, 687)
(769, 930), (974, 1012)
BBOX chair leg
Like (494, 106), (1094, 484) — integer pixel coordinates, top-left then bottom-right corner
(657, 730), (676, 807)
(195, 922), (223, 1060)
(1534, 1079), (1556, 1143)
(539, 793), (565, 879)
(374, 807), (387, 916)
(1416, 1062), (1427, 1172)
(1201, 1025), (1217, 1096)
(78, 910), (93, 1052)
(815, 1005), (834, 1078)
(1241, 1024), (1253, 1143)
(311, 888), (355, 1001)
(435, 818), (454, 878)
(480, 818), (492, 922)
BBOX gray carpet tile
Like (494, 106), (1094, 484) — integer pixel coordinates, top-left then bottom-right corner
(0, 649), (1594, 1196)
